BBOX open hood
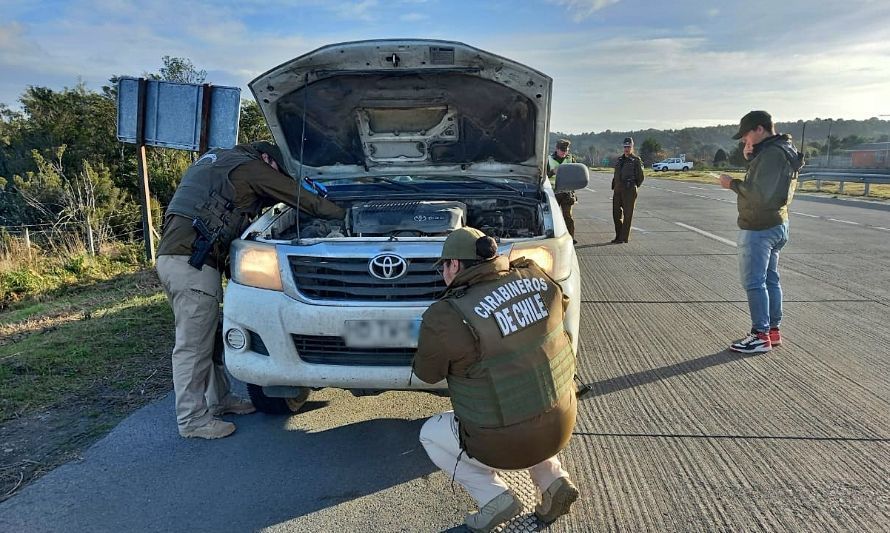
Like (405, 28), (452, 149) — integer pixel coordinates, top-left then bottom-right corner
(249, 40), (552, 184)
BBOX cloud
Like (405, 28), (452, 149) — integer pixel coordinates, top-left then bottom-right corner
(330, 0), (380, 21)
(3, 0), (890, 133)
(399, 12), (429, 22)
(546, 0), (622, 21)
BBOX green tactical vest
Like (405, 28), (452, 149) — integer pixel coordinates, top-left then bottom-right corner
(547, 153), (572, 186)
(444, 261), (576, 428)
(165, 145), (266, 254)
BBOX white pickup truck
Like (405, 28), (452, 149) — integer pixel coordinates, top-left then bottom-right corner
(652, 156), (693, 171)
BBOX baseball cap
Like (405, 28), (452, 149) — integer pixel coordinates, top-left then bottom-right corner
(556, 139), (571, 150)
(732, 110), (773, 140)
(435, 227), (487, 265)
(623, 137), (634, 147)
(251, 141), (288, 175)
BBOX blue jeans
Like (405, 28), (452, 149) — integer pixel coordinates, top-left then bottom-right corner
(737, 222), (789, 333)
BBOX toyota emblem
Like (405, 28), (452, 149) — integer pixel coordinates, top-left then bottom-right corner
(369, 254), (409, 280)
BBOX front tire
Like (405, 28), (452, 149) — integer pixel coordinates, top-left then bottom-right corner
(661, 167), (669, 172)
(682, 166), (689, 171)
(247, 383), (310, 414)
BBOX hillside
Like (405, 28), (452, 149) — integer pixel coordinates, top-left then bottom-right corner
(550, 117), (890, 165)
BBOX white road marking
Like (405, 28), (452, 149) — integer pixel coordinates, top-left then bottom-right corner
(630, 226), (648, 233)
(648, 185), (735, 204)
(584, 187), (596, 193)
(792, 212), (819, 218)
(874, 226), (890, 232)
(827, 218), (860, 225)
(674, 222), (737, 247)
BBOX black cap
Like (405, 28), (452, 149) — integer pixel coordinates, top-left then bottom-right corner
(250, 141), (288, 175)
(732, 111), (773, 140)
(623, 137), (634, 146)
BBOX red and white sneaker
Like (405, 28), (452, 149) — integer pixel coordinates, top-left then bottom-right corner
(729, 331), (772, 353)
(769, 328), (782, 347)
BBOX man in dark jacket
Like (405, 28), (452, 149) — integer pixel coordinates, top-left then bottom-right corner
(720, 111), (802, 353)
(611, 137), (644, 243)
(546, 139), (578, 244)
(414, 227), (580, 532)
(156, 142), (345, 439)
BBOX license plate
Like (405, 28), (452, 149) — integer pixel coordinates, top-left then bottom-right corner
(343, 320), (421, 348)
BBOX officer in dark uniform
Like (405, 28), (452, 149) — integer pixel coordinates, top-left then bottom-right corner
(156, 141), (345, 439)
(546, 139), (578, 244)
(414, 227), (580, 532)
(611, 137), (645, 243)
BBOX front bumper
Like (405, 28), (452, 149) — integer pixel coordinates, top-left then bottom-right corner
(223, 251), (581, 391)
(223, 282), (442, 390)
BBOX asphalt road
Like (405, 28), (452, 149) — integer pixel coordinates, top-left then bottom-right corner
(2, 174), (889, 532)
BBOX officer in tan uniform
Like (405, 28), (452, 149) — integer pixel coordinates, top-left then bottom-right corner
(611, 137), (645, 243)
(156, 141), (345, 439)
(414, 227), (580, 532)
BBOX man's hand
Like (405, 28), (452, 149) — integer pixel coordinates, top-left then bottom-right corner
(719, 174), (733, 189)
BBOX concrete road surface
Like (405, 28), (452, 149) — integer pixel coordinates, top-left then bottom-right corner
(2, 174), (889, 532)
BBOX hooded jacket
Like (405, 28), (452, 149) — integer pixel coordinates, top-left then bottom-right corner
(729, 134), (803, 230)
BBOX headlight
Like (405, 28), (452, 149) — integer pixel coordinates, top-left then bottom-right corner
(230, 240), (283, 291)
(508, 233), (574, 281)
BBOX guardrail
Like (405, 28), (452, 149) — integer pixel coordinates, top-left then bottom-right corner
(798, 168), (890, 197)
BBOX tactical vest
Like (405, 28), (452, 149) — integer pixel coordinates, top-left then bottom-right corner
(444, 262), (575, 428)
(547, 154), (571, 185)
(165, 146), (265, 255)
(615, 154), (639, 188)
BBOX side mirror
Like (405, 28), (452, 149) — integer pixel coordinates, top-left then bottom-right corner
(555, 163), (589, 192)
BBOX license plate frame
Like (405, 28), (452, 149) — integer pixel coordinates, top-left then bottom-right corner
(343, 319), (421, 349)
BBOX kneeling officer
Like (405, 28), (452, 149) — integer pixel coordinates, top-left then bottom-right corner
(413, 227), (580, 532)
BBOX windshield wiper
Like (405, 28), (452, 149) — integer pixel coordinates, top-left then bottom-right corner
(363, 176), (425, 192)
(439, 176), (524, 194)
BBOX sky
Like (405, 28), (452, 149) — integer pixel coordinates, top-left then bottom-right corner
(1, 0), (890, 134)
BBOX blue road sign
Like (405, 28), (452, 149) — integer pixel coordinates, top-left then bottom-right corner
(116, 78), (241, 150)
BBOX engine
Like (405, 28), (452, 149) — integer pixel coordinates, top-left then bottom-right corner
(350, 201), (466, 237)
(274, 197), (541, 240)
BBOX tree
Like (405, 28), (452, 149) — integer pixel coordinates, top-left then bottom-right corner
(639, 137), (662, 166)
(838, 135), (867, 150)
(238, 100), (270, 143)
(146, 56), (207, 84)
(713, 148), (728, 166)
(728, 142), (747, 167)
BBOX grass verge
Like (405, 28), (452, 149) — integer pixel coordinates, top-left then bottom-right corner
(636, 168), (889, 200)
(0, 265), (173, 501)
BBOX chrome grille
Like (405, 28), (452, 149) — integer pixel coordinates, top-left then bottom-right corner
(288, 256), (446, 301)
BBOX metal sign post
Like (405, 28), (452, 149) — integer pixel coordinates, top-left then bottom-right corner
(135, 78), (156, 265)
(116, 77), (240, 264)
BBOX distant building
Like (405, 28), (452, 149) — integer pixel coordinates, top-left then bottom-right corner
(845, 142), (890, 169)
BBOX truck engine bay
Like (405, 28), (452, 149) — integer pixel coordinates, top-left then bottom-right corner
(265, 197), (543, 241)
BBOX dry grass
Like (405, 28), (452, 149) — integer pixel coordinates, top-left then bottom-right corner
(798, 181), (890, 200)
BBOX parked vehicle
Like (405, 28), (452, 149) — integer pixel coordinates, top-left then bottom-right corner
(652, 156), (693, 171)
(221, 40), (588, 413)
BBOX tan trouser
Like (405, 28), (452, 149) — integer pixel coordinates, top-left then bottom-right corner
(156, 255), (232, 430)
(419, 411), (568, 507)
